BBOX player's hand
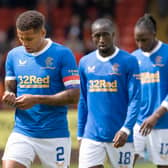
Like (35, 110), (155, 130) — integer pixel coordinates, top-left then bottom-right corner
(2, 91), (16, 107)
(140, 106), (167, 136)
(15, 94), (36, 110)
(139, 115), (158, 136)
(113, 130), (128, 148)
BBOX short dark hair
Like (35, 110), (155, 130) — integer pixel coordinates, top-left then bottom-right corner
(91, 18), (114, 32)
(135, 13), (157, 33)
(16, 10), (45, 31)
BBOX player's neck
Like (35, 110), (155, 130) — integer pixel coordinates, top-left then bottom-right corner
(99, 46), (115, 58)
(150, 40), (158, 52)
(40, 39), (48, 51)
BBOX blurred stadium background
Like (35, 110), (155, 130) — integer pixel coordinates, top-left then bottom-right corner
(0, 0), (168, 167)
(1, 0), (168, 102)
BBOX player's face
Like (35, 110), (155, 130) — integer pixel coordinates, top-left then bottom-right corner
(134, 26), (156, 52)
(92, 25), (115, 56)
(17, 28), (46, 53)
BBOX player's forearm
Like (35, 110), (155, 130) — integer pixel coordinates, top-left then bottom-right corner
(152, 106), (167, 120)
(77, 95), (88, 138)
(125, 98), (140, 131)
(33, 88), (80, 106)
(5, 80), (16, 94)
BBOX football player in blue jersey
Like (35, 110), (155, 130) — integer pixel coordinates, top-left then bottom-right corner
(132, 14), (168, 168)
(77, 18), (141, 168)
(2, 10), (80, 168)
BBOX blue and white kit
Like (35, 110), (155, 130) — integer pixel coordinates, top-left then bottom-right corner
(132, 41), (168, 129)
(5, 39), (80, 138)
(78, 47), (141, 142)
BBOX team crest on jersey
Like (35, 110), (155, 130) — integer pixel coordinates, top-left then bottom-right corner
(41, 57), (56, 69)
(46, 57), (54, 67)
(108, 63), (120, 75)
(154, 56), (164, 67)
(19, 59), (27, 66)
(111, 63), (119, 73)
(88, 66), (95, 73)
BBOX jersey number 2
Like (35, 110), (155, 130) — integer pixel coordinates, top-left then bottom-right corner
(56, 146), (64, 161)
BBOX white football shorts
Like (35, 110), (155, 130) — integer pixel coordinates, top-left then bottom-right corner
(134, 123), (168, 165)
(2, 132), (71, 168)
(79, 138), (135, 168)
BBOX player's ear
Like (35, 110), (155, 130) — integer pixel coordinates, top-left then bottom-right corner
(41, 27), (46, 37)
(111, 32), (115, 40)
(112, 32), (115, 37)
(153, 31), (156, 37)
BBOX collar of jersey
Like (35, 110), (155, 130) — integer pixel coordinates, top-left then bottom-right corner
(30, 38), (52, 57)
(96, 47), (119, 62)
(142, 40), (162, 57)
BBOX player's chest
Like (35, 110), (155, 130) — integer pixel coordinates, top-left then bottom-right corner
(138, 55), (168, 73)
(85, 61), (126, 81)
(14, 55), (59, 77)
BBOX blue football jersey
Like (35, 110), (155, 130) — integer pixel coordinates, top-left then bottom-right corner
(132, 41), (168, 129)
(5, 39), (80, 138)
(78, 48), (141, 142)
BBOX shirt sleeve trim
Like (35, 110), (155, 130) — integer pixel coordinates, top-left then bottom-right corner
(5, 76), (16, 80)
(161, 101), (168, 111)
(120, 127), (130, 135)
